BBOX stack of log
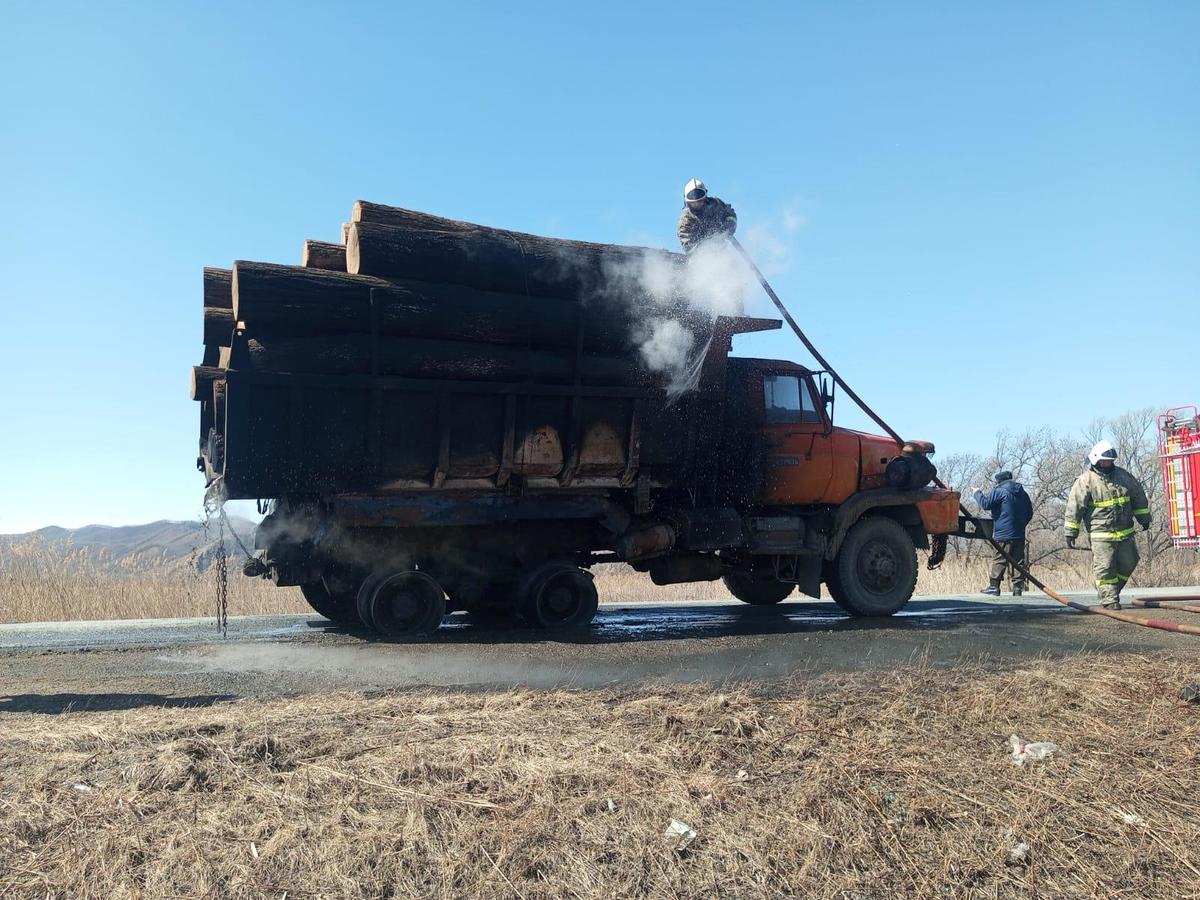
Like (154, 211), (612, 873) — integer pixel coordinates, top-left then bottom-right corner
(192, 201), (708, 451)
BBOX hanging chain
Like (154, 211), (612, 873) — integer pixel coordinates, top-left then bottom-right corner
(204, 485), (230, 637)
(214, 510), (229, 636)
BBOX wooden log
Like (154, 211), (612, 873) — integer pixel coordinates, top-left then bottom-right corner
(346, 202), (685, 301)
(190, 365), (224, 401)
(341, 222), (351, 244)
(203, 307), (236, 346)
(202, 344), (220, 367)
(231, 261), (694, 354)
(203, 267), (232, 309)
(233, 334), (651, 385)
(301, 240), (346, 271)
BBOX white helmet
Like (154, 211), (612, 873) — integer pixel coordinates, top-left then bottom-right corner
(1088, 439), (1118, 466)
(684, 178), (708, 203)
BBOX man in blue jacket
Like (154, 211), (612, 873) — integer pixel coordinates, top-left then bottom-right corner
(974, 470), (1035, 596)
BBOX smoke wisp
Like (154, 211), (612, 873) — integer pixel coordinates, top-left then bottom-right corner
(601, 237), (758, 397)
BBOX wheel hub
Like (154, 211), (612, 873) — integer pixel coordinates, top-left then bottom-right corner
(544, 584), (576, 616)
(538, 575), (582, 623)
(858, 540), (898, 592)
(386, 589), (424, 626)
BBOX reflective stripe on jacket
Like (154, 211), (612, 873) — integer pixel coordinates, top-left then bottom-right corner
(1063, 465), (1151, 541)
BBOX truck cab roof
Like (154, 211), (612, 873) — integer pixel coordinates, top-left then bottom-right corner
(728, 357), (815, 377)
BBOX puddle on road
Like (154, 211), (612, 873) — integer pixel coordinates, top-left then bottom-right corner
(149, 600), (1068, 691)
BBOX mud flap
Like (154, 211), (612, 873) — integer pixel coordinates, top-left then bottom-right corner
(776, 554), (822, 598)
(927, 533), (948, 570)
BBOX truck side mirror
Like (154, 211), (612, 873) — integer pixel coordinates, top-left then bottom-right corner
(820, 375), (835, 408)
(819, 375), (835, 429)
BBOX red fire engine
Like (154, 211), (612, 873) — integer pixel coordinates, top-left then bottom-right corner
(1158, 406), (1200, 548)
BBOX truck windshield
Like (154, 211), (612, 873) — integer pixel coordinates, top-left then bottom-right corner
(764, 374), (821, 425)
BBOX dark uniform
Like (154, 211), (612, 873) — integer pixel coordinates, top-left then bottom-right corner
(677, 196), (738, 252)
(974, 472), (1034, 595)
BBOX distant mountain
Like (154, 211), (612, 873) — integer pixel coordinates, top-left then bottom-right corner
(0, 518), (259, 573)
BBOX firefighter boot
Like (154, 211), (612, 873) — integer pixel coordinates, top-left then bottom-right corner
(1100, 584), (1123, 610)
(980, 578), (1001, 597)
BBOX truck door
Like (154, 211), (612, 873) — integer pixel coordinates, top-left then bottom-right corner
(761, 372), (835, 505)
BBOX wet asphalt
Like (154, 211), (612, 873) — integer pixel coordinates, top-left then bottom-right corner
(2, 588), (1197, 714)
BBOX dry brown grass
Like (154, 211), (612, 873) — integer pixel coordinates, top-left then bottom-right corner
(4, 537), (1196, 625)
(2, 653), (1199, 898)
(0, 537), (304, 624)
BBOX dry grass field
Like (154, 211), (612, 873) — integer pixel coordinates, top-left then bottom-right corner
(0, 537), (304, 623)
(3, 652), (1199, 898)
(3, 534), (1198, 624)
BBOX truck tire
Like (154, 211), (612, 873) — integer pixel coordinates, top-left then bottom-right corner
(828, 517), (917, 616)
(518, 563), (598, 630)
(364, 571), (446, 638)
(822, 573), (856, 614)
(722, 573), (794, 606)
(300, 581), (358, 624)
(356, 572), (389, 629)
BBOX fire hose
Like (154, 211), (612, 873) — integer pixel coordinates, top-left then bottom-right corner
(1132, 597), (1200, 615)
(730, 236), (1200, 636)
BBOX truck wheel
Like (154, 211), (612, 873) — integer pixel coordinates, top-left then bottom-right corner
(519, 563), (598, 630)
(722, 573), (794, 606)
(300, 581), (358, 624)
(356, 572), (389, 629)
(363, 571), (446, 638)
(829, 517), (917, 616)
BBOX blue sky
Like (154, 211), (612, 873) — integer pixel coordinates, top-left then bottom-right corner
(1, 1), (1196, 532)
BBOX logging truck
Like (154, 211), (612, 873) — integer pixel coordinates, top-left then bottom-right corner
(193, 202), (961, 636)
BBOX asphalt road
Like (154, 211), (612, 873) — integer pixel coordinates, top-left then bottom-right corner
(2, 588), (1198, 714)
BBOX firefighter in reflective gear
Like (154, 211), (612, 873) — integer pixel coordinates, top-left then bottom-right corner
(677, 178), (737, 252)
(1064, 440), (1152, 609)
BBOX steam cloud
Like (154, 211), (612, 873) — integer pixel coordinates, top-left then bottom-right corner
(603, 235), (767, 397)
(551, 206), (801, 398)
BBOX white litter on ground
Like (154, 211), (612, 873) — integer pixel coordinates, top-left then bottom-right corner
(663, 818), (698, 852)
(1009, 734), (1059, 765)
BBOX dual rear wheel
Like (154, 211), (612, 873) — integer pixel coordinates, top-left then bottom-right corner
(356, 571), (447, 638)
(302, 561), (599, 637)
(299, 571), (446, 638)
(517, 562), (599, 629)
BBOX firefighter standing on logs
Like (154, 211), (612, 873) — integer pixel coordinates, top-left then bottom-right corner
(1064, 440), (1152, 610)
(677, 179), (737, 252)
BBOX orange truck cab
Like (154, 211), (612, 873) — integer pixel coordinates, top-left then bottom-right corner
(694, 357), (961, 615)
